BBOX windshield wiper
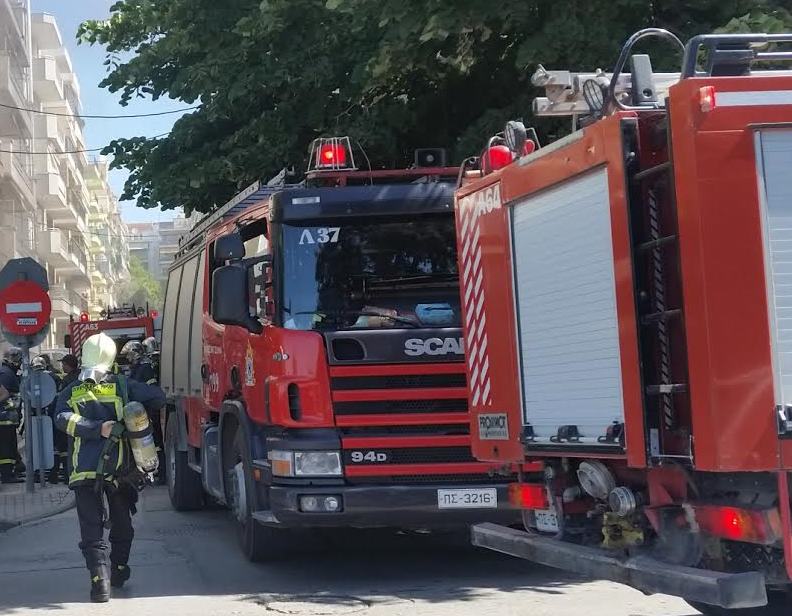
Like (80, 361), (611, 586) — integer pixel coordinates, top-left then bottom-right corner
(365, 274), (459, 291)
(350, 311), (419, 328)
(285, 309), (419, 328)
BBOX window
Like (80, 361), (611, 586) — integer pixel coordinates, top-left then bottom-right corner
(280, 215), (460, 331)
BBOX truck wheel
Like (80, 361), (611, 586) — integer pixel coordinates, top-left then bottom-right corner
(165, 415), (204, 511)
(227, 430), (291, 562)
(688, 591), (791, 615)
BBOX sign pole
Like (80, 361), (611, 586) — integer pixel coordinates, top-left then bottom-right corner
(32, 369), (46, 488)
(20, 343), (34, 494)
(0, 258), (54, 494)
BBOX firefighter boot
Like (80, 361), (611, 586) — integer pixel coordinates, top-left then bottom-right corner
(110, 563), (131, 588)
(89, 564), (111, 603)
(83, 548), (111, 603)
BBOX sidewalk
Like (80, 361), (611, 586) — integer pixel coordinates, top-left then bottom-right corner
(0, 481), (74, 530)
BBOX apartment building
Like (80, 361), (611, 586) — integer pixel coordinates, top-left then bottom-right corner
(0, 6), (129, 351)
(0, 0), (36, 267)
(85, 156), (129, 315)
(128, 216), (192, 284)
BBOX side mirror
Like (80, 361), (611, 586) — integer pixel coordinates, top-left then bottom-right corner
(64, 334), (72, 350)
(214, 232), (245, 265)
(211, 264), (263, 334)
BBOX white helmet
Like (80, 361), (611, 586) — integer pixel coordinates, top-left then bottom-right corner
(79, 332), (117, 382)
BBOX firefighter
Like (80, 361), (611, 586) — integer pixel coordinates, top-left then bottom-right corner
(56, 333), (165, 603)
(141, 337), (160, 380)
(120, 341), (157, 384)
(0, 347), (23, 484)
(122, 339), (164, 482)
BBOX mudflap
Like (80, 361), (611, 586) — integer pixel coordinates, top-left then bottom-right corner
(471, 523), (767, 609)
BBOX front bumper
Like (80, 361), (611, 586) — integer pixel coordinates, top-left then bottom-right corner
(255, 483), (519, 529)
(471, 523), (768, 610)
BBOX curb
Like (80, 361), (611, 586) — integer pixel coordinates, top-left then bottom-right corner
(0, 492), (76, 532)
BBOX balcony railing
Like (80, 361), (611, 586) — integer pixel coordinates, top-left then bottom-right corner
(49, 283), (88, 312)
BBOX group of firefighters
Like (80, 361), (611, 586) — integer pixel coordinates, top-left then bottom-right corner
(0, 333), (166, 603)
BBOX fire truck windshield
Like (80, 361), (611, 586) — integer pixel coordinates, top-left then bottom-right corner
(280, 215), (460, 331)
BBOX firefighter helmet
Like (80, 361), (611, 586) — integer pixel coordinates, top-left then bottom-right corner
(31, 356), (47, 371)
(79, 333), (117, 382)
(142, 337), (159, 356)
(2, 347), (23, 370)
(120, 340), (144, 364)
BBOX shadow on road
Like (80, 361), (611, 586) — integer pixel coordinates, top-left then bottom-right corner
(0, 488), (698, 614)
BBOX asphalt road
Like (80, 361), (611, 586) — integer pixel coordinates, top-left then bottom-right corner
(0, 486), (699, 616)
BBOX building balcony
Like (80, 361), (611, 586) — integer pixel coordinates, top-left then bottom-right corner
(0, 147), (35, 204)
(49, 283), (88, 320)
(32, 13), (63, 52)
(35, 171), (67, 210)
(34, 115), (66, 151)
(40, 229), (91, 286)
(32, 54), (63, 102)
(0, 53), (33, 135)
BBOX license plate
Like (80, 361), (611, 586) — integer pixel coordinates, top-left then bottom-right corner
(534, 509), (560, 533)
(437, 488), (498, 509)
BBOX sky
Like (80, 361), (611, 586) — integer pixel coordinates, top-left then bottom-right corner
(32, 0), (187, 223)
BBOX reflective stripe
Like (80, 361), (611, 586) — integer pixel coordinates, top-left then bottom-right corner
(0, 458), (15, 464)
(146, 379), (157, 385)
(0, 421), (16, 426)
(66, 414), (80, 437)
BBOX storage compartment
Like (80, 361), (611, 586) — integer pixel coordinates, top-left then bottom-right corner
(510, 168), (626, 445)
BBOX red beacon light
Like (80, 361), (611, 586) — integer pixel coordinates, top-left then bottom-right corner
(482, 144), (514, 174)
(79, 312), (90, 322)
(309, 137), (355, 172)
(317, 143), (348, 168)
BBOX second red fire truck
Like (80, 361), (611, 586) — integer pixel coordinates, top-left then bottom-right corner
(160, 142), (520, 560)
(458, 30), (792, 614)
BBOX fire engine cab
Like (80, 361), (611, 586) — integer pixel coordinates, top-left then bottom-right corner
(67, 305), (157, 365)
(458, 30), (792, 614)
(160, 139), (521, 561)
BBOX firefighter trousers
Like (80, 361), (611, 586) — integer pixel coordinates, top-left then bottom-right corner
(0, 424), (19, 478)
(74, 484), (136, 571)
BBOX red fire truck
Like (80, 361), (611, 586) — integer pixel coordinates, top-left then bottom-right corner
(160, 140), (520, 561)
(458, 30), (792, 614)
(67, 305), (157, 363)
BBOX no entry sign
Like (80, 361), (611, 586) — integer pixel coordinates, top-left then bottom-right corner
(0, 280), (52, 336)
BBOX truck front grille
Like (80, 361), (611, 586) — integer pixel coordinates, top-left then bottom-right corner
(334, 398), (467, 416)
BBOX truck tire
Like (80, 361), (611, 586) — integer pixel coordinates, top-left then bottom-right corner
(165, 415), (204, 511)
(227, 430), (291, 562)
(687, 591), (791, 615)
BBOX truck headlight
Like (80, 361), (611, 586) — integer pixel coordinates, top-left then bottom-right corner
(294, 451), (342, 476)
(269, 450), (342, 477)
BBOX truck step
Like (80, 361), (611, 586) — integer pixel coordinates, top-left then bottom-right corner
(471, 523), (766, 610)
(637, 235), (677, 251)
(641, 309), (682, 325)
(646, 383), (688, 395)
(632, 161), (672, 182)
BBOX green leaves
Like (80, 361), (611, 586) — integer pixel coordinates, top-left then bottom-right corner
(120, 256), (163, 308)
(84, 0), (792, 214)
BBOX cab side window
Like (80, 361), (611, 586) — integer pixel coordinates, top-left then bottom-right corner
(240, 220), (272, 324)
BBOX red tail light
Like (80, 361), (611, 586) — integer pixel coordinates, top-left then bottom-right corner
(699, 86), (717, 113)
(150, 310), (159, 318)
(317, 143), (348, 168)
(508, 483), (549, 510)
(694, 505), (782, 545)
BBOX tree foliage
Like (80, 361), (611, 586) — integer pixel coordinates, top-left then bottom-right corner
(80, 0), (792, 214)
(119, 256), (163, 309)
